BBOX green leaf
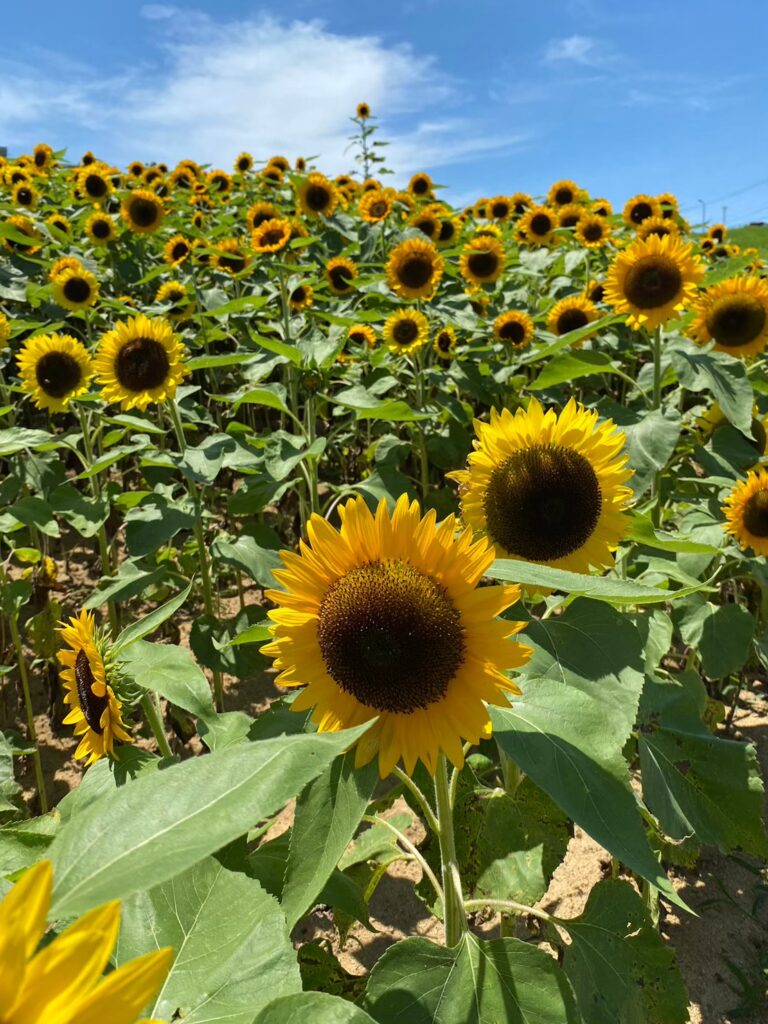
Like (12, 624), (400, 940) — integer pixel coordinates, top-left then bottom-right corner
(117, 858), (301, 1024)
(0, 816), (58, 875)
(363, 934), (579, 1024)
(639, 672), (768, 857)
(617, 408), (681, 497)
(7, 495), (60, 537)
(113, 580), (193, 653)
(48, 723), (372, 916)
(0, 428), (57, 456)
(83, 563), (170, 609)
(527, 313), (623, 363)
(255, 993), (378, 1023)
(492, 600), (684, 908)
(333, 385), (430, 422)
(124, 494), (195, 556)
(679, 601), (755, 678)
(281, 753), (378, 929)
(530, 350), (615, 390)
(227, 623), (272, 646)
(199, 294), (271, 317)
(670, 344), (753, 434)
(488, 560), (706, 604)
(232, 383), (290, 414)
(561, 879), (689, 1024)
(212, 534), (282, 588)
(187, 352), (264, 370)
(627, 514), (721, 554)
(119, 641), (216, 723)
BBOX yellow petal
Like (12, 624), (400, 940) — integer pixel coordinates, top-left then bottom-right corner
(58, 947), (174, 1024)
(0, 859), (52, 958)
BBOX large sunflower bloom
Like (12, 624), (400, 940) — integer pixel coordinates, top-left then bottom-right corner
(95, 314), (186, 411)
(262, 495), (531, 776)
(604, 233), (704, 331)
(449, 398), (633, 573)
(723, 470), (768, 556)
(17, 334), (92, 413)
(386, 237), (444, 299)
(0, 859), (173, 1024)
(58, 609), (132, 765)
(383, 309), (430, 355)
(688, 275), (768, 359)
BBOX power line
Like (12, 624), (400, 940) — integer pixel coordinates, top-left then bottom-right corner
(680, 175), (768, 213)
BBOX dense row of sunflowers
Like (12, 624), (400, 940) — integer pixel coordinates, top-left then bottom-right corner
(0, 109), (766, 1024)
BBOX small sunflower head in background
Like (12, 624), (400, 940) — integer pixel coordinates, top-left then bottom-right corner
(386, 237), (444, 299)
(723, 469), (768, 556)
(17, 334), (93, 413)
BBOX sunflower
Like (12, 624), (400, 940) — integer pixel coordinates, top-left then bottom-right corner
(52, 267), (99, 312)
(81, 149), (96, 165)
(295, 156), (307, 172)
(636, 215), (678, 241)
(689, 275), (768, 359)
(623, 194), (661, 227)
(246, 200), (279, 231)
(0, 860), (173, 1024)
(604, 232), (704, 331)
(326, 257), (357, 295)
(213, 238), (251, 275)
(359, 189), (394, 223)
(12, 182), (38, 210)
(410, 210), (441, 240)
(591, 198), (613, 218)
(32, 142), (54, 171)
(450, 398), (632, 573)
(85, 211), (116, 245)
(436, 217), (461, 247)
(49, 257), (82, 282)
(289, 283), (314, 311)
(297, 173), (339, 218)
(0, 312), (9, 350)
(707, 223), (727, 243)
(234, 151), (254, 173)
(510, 192), (532, 216)
(701, 237), (716, 254)
(128, 159), (145, 178)
(121, 188), (164, 234)
(78, 165), (113, 203)
(434, 326), (458, 360)
(493, 310), (535, 349)
(251, 217), (292, 255)
(156, 280), (194, 320)
(518, 206), (556, 246)
(348, 324), (377, 348)
(207, 169), (233, 195)
(408, 172), (433, 198)
(586, 278), (606, 304)
(697, 401), (768, 455)
(723, 470), (768, 555)
(17, 334), (92, 413)
(4, 214), (42, 254)
(268, 155), (291, 173)
(657, 192), (679, 219)
(487, 196), (513, 221)
(459, 236), (506, 286)
(547, 295), (598, 337)
(576, 214), (611, 249)
(557, 203), (584, 229)
(386, 237), (444, 300)
(355, 100), (372, 118)
(548, 179), (580, 207)
(383, 309), (429, 355)
(163, 234), (191, 266)
(262, 495), (531, 776)
(95, 314), (186, 411)
(169, 166), (194, 189)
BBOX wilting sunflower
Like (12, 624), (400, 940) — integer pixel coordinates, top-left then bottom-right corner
(213, 238), (251, 275)
(433, 326), (458, 360)
(449, 397), (633, 572)
(548, 179), (580, 207)
(234, 151), (254, 174)
(17, 334), (92, 413)
(383, 309), (429, 355)
(359, 188), (394, 223)
(623, 193), (661, 227)
(518, 206), (556, 246)
(386, 237), (444, 300)
(494, 310), (535, 349)
(298, 172), (339, 218)
(0, 859), (174, 1024)
(95, 314), (186, 411)
(121, 188), (164, 234)
(289, 283), (314, 311)
(156, 280), (194, 320)
(326, 256), (358, 295)
(348, 324), (377, 348)
(85, 211), (116, 245)
(459, 236), (506, 286)
(557, 203), (584, 229)
(689, 275), (768, 359)
(251, 217), (292, 255)
(52, 267), (99, 312)
(162, 234), (191, 266)
(547, 295), (599, 337)
(636, 215), (678, 241)
(604, 232), (704, 331)
(576, 215), (611, 249)
(58, 609), (132, 765)
(262, 495), (531, 775)
(408, 172), (433, 198)
(723, 470), (768, 555)
(78, 165), (113, 203)
(45, 213), (71, 236)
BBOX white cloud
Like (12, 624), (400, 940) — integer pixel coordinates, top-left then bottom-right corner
(140, 4), (179, 19)
(543, 34), (615, 66)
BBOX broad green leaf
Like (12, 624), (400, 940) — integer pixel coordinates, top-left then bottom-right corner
(639, 672), (768, 857)
(530, 349), (615, 390)
(48, 723), (371, 916)
(255, 992), (378, 1024)
(113, 580), (193, 653)
(173, 434), (238, 484)
(562, 879), (688, 1024)
(627, 514), (720, 554)
(281, 753), (378, 928)
(187, 352), (264, 370)
(232, 383), (290, 414)
(616, 408), (681, 497)
(119, 641), (216, 723)
(678, 601), (755, 678)
(527, 313), (623, 363)
(364, 934), (578, 1024)
(0, 428), (56, 456)
(670, 344), (753, 434)
(7, 496), (60, 537)
(57, 747), (161, 823)
(212, 534), (282, 588)
(117, 858), (300, 1024)
(333, 385), (430, 422)
(0, 816), (58, 875)
(124, 494), (195, 556)
(227, 622), (272, 646)
(83, 563), (170, 609)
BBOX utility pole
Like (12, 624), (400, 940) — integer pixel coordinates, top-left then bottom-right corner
(722, 205), (727, 225)
(698, 199), (707, 226)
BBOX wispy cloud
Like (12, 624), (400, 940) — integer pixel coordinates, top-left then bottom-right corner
(542, 34), (616, 67)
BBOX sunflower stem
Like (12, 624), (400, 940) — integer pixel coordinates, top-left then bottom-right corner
(651, 325), (664, 525)
(391, 765), (440, 835)
(76, 405), (118, 635)
(362, 814), (443, 905)
(434, 752), (468, 946)
(140, 692), (173, 759)
(9, 613), (48, 814)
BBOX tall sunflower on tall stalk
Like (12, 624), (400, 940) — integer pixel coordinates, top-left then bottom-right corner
(95, 314), (186, 411)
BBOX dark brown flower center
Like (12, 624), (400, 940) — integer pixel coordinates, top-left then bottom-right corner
(75, 648), (109, 733)
(258, 227), (287, 248)
(492, 202), (510, 218)
(91, 219), (111, 239)
(582, 222), (603, 242)
(412, 178), (430, 195)
(499, 318), (526, 344)
(437, 331), (453, 352)
(35, 350), (82, 398)
(128, 196), (160, 228)
(555, 187), (574, 205)
(63, 277), (91, 304)
(16, 188), (33, 205)
(556, 307), (589, 335)
(317, 560), (465, 712)
(330, 264), (354, 290)
(238, 157), (251, 171)
(398, 254), (434, 290)
(414, 217), (438, 238)
(393, 319), (419, 344)
(115, 337), (170, 392)
(744, 489), (768, 537)
(706, 296), (766, 348)
(467, 250), (500, 279)
(530, 213), (552, 236)
(484, 444), (602, 561)
(84, 174), (108, 198)
(438, 220), (456, 242)
(218, 251), (245, 273)
(291, 286), (307, 304)
(630, 201), (654, 224)
(560, 213), (580, 228)
(369, 201), (388, 218)
(306, 184), (331, 211)
(172, 241), (188, 260)
(622, 255), (682, 309)
(590, 283), (605, 303)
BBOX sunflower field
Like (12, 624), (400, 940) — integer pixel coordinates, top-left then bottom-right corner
(1, 111), (767, 1024)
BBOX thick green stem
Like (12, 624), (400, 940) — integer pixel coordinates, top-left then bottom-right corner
(362, 814), (443, 903)
(140, 692), (173, 759)
(392, 765), (440, 835)
(9, 615), (48, 813)
(77, 405), (118, 634)
(651, 326), (664, 525)
(434, 753), (468, 946)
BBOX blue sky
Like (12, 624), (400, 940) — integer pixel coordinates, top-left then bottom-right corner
(3, 0), (767, 225)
